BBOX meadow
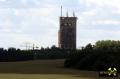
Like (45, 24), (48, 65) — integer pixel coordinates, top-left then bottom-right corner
(0, 59), (118, 79)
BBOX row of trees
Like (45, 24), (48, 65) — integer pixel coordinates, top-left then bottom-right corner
(64, 40), (120, 72)
(1, 40), (120, 72)
(0, 45), (72, 61)
(0, 48), (33, 61)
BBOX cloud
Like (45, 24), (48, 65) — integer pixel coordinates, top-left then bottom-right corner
(0, 0), (6, 2)
(81, 9), (96, 17)
(21, 0), (27, 5)
(1, 0), (120, 48)
(77, 29), (120, 47)
(76, 0), (120, 47)
(81, 0), (120, 7)
(79, 0), (120, 15)
(92, 19), (120, 25)
(0, 5), (59, 48)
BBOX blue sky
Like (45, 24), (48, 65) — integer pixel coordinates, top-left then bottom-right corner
(0, 0), (120, 49)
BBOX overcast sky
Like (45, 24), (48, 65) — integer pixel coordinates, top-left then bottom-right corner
(0, 0), (120, 49)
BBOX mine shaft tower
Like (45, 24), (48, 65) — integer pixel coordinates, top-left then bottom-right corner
(58, 6), (77, 49)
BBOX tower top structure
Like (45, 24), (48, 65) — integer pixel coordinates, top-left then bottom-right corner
(60, 6), (76, 17)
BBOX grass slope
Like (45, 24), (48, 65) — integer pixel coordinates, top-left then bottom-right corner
(0, 59), (118, 79)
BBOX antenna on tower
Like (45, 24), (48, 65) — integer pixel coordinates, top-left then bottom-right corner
(73, 11), (75, 17)
(66, 11), (68, 17)
(61, 6), (62, 17)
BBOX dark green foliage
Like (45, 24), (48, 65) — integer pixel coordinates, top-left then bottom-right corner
(64, 40), (120, 72)
(0, 45), (70, 62)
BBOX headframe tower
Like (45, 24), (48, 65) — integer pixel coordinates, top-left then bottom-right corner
(58, 6), (77, 49)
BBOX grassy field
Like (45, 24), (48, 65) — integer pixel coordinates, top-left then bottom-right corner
(0, 59), (119, 79)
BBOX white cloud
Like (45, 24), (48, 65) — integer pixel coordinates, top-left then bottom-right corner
(14, 9), (20, 16)
(77, 29), (120, 47)
(21, 0), (27, 5)
(79, 0), (120, 14)
(28, 8), (55, 17)
(81, 9), (96, 17)
(0, 20), (12, 32)
(1, 0), (120, 48)
(0, 0), (6, 2)
(0, 6), (59, 48)
(82, 0), (120, 7)
(92, 19), (120, 25)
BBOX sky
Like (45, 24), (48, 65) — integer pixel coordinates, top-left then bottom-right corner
(0, 0), (120, 49)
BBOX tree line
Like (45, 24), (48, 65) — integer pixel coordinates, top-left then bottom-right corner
(0, 45), (73, 61)
(0, 40), (120, 72)
(64, 40), (120, 72)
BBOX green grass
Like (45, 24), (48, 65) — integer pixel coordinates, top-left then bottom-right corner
(0, 74), (96, 79)
(0, 59), (118, 79)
